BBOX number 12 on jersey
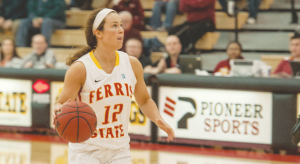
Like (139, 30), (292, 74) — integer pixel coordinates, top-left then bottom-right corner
(91, 104), (124, 139)
(102, 104), (123, 125)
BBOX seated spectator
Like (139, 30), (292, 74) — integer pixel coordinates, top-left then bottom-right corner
(119, 11), (143, 52)
(168, 0), (215, 53)
(274, 34), (300, 77)
(113, 0), (145, 30)
(213, 41), (244, 75)
(126, 38), (152, 69)
(0, 39), (22, 68)
(144, 35), (181, 74)
(22, 34), (56, 69)
(218, 0), (260, 24)
(0, 0), (28, 34)
(16, 0), (66, 47)
(146, 0), (180, 32)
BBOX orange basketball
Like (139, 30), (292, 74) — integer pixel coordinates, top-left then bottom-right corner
(54, 101), (97, 143)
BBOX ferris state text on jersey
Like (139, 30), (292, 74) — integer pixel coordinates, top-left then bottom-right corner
(85, 82), (133, 139)
(87, 82), (134, 104)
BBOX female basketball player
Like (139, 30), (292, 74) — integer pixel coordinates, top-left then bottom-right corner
(52, 8), (174, 164)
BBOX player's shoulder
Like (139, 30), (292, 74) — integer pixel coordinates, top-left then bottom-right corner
(67, 61), (86, 77)
(64, 61), (86, 84)
(71, 61), (86, 68)
(128, 55), (141, 67)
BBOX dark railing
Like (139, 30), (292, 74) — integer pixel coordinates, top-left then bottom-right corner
(291, 0), (298, 24)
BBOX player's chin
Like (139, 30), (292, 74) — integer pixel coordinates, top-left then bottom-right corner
(116, 43), (123, 50)
(118, 40), (123, 45)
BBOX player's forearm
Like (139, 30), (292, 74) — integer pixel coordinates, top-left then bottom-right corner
(139, 98), (163, 125)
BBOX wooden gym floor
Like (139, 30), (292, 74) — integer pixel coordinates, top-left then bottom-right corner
(0, 132), (299, 164)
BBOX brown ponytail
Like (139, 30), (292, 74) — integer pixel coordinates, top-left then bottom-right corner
(66, 8), (116, 66)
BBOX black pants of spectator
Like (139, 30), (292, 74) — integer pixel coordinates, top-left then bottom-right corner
(143, 37), (165, 57)
(168, 20), (215, 53)
(218, 0), (261, 19)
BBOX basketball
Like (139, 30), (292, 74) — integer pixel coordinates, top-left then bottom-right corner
(54, 101), (97, 143)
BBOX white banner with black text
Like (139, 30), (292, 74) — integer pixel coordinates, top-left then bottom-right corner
(158, 87), (272, 144)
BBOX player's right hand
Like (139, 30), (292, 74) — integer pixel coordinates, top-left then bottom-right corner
(156, 118), (175, 142)
(52, 99), (71, 129)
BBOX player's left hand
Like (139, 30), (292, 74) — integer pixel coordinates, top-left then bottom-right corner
(52, 99), (72, 130)
(156, 119), (175, 142)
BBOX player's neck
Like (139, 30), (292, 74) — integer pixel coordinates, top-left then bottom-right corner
(94, 45), (116, 63)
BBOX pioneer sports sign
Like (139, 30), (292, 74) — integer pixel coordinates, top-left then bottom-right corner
(158, 87), (272, 144)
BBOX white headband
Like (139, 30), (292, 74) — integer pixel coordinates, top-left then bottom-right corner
(92, 8), (115, 32)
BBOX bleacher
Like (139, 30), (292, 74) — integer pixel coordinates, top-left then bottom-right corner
(1, 0), (251, 47)
(200, 0), (296, 72)
(2, 0), (297, 72)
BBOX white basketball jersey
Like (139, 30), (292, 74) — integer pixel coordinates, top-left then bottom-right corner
(69, 50), (137, 151)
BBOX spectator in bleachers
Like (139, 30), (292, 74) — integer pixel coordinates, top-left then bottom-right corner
(0, 0), (28, 34)
(113, 0), (145, 30)
(146, 0), (180, 32)
(218, 0), (260, 24)
(119, 11), (143, 52)
(16, 0), (66, 47)
(274, 34), (300, 77)
(168, 0), (215, 53)
(126, 38), (152, 69)
(144, 35), (181, 74)
(22, 34), (56, 69)
(0, 39), (22, 68)
(213, 41), (244, 75)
